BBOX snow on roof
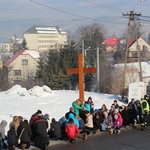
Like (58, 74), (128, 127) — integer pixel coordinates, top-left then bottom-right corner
(24, 50), (40, 59)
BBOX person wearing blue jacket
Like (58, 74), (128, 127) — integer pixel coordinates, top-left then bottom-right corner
(66, 113), (80, 128)
(72, 99), (84, 116)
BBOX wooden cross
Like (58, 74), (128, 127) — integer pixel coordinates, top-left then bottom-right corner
(67, 53), (96, 102)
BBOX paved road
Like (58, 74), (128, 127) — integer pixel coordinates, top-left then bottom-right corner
(49, 127), (150, 150)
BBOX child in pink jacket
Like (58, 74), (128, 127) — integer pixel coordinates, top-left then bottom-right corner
(113, 109), (123, 134)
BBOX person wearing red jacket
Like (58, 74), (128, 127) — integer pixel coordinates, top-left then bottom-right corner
(65, 118), (79, 143)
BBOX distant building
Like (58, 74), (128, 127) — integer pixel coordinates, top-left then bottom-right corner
(1, 42), (13, 52)
(104, 38), (118, 52)
(24, 25), (68, 53)
(128, 37), (150, 61)
(3, 50), (40, 83)
(1, 36), (23, 53)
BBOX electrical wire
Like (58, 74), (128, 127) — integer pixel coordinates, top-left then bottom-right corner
(83, 0), (127, 14)
(29, 0), (127, 25)
(138, 18), (150, 23)
(140, 15), (150, 19)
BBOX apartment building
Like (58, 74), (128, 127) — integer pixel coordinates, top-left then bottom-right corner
(24, 25), (67, 53)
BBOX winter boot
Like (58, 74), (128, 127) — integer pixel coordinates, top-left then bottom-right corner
(96, 129), (100, 134)
(117, 130), (121, 134)
(109, 128), (114, 134)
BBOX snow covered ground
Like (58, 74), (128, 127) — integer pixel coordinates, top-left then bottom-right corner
(0, 84), (125, 134)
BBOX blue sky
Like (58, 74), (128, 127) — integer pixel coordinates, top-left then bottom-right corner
(0, 0), (149, 22)
(0, 0), (150, 42)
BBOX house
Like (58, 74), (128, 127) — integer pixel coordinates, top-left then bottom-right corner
(104, 38), (118, 52)
(24, 25), (68, 53)
(3, 50), (40, 83)
(127, 37), (150, 61)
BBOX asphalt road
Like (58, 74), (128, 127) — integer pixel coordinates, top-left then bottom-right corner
(49, 127), (150, 150)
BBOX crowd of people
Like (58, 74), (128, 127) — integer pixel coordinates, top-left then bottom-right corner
(0, 95), (150, 150)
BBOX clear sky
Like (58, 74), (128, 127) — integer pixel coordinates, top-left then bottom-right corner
(0, 0), (150, 42)
(0, 0), (149, 23)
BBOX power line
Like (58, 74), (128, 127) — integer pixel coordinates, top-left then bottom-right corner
(141, 15), (150, 19)
(83, 0), (128, 14)
(138, 18), (150, 23)
(29, 0), (126, 25)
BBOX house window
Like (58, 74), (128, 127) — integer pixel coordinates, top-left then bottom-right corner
(22, 59), (28, 65)
(132, 52), (138, 58)
(14, 70), (21, 76)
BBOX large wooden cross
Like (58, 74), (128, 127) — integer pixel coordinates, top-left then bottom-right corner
(67, 53), (96, 102)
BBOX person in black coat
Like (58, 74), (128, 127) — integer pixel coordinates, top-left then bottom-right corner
(49, 118), (61, 140)
(33, 110), (49, 150)
(17, 120), (32, 149)
(93, 111), (103, 132)
(128, 98), (138, 128)
(119, 106), (129, 126)
(7, 125), (17, 150)
(65, 107), (76, 120)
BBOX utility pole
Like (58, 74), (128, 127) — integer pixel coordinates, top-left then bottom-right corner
(122, 10), (142, 100)
(97, 47), (100, 92)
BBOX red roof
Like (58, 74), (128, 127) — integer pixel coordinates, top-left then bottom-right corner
(105, 38), (118, 46)
(4, 50), (24, 67)
(4, 50), (40, 67)
(127, 38), (136, 47)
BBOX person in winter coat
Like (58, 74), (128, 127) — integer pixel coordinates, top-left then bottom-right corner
(101, 111), (109, 131)
(43, 114), (51, 133)
(66, 113), (80, 128)
(33, 110), (49, 150)
(119, 106), (129, 126)
(83, 111), (94, 140)
(7, 125), (17, 150)
(65, 118), (79, 143)
(113, 109), (123, 134)
(72, 99), (84, 116)
(84, 97), (94, 114)
(128, 98), (138, 128)
(29, 112), (38, 142)
(113, 100), (120, 109)
(49, 118), (61, 140)
(65, 107), (76, 120)
(93, 111), (103, 134)
(17, 120), (32, 149)
(0, 120), (7, 149)
(141, 97), (150, 130)
(9, 116), (20, 133)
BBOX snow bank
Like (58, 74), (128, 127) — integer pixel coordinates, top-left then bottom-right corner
(5, 85), (52, 97)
